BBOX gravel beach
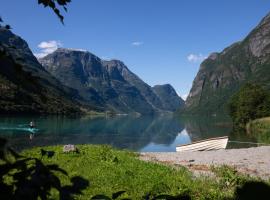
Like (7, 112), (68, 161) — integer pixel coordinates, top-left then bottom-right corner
(140, 146), (270, 179)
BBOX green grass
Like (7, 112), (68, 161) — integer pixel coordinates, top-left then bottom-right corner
(247, 117), (270, 144)
(20, 145), (261, 199)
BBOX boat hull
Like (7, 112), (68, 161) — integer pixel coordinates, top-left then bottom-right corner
(176, 136), (228, 152)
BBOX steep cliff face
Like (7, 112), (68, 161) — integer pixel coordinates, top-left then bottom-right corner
(40, 49), (155, 114)
(111, 60), (164, 111)
(185, 12), (270, 114)
(0, 28), (82, 114)
(152, 84), (184, 111)
(39, 49), (106, 109)
(40, 49), (184, 114)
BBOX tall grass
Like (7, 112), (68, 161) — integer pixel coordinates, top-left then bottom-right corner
(247, 117), (270, 144)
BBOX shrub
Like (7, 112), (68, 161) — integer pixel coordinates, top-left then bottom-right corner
(228, 83), (270, 129)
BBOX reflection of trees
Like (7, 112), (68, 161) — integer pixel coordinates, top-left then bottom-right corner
(3, 115), (184, 151)
(182, 115), (264, 148)
(227, 129), (259, 149)
(182, 115), (232, 141)
(226, 125), (270, 149)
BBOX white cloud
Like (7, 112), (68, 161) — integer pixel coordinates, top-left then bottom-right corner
(187, 53), (207, 63)
(38, 40), (61, 49)
(34, 40), (62, 58)
(181, 94), (188, 101)
(131, 41), (143, 46)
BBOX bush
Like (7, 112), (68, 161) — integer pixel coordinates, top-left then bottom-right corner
(228, 83), (270, 129)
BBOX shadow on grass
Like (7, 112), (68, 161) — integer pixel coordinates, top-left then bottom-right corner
(230, 181), (270, 200)
(0, 137), (89, 200)
(1, 137), (270, 200)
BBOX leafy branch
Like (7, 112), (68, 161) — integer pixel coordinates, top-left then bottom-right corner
(37, 0), (72, 24)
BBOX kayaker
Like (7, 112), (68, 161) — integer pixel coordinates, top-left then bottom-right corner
(29, 121), (35, 129)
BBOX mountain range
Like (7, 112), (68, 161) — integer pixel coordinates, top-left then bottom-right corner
(6, 8), (270, 116)
(0, 27), (81, 114)
(185, 12), (270, 115)
(39, 48), (184, 114)
(0, 28), (184, 115)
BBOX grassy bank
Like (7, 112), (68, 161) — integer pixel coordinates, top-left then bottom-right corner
(19, 145), (267, 199)
(246, 117), (270, 144)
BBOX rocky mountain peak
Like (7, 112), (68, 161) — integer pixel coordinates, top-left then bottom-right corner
(0, 26), (184, 115)
(153, 84), (184, 111)
(207, 53), (219, 60)
(257, 12), (270, 27)
(247, 12), (270, 57)
(0, 28), (82, 114)
(102, 59), (124, 66)
(102, 59), (127, 71)
(0, 28), (25, 46)
(51, 48), (99, 60)
(39, 48), (184, 114)
(153, 84), (174, 92)
(0, 27), (44, 71)
(185, 11), (270, 114)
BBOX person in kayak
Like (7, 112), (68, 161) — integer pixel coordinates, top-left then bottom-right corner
(29, 121), (35, 129)
(28, 121), (36, 141)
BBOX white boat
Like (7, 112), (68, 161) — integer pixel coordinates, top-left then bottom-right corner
(176, 136), (229, 152)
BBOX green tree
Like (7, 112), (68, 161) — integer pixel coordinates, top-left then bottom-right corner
(228, 83), (270, 129)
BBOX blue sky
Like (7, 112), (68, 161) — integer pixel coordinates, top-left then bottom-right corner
(1, 0), (270, 99)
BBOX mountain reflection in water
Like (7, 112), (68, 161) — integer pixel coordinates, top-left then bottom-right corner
(0, 115), (184, 151)
(0, 114), (260, 151)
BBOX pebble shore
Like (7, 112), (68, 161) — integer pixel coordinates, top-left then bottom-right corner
(140, 146), (270, 179)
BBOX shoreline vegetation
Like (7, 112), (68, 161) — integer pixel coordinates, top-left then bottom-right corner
(228, 83), (270, 130)
(246, 117), (270, 144)
(13, 144), (270, 199)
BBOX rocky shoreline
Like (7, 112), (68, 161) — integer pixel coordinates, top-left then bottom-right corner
(140, 146), (270, 179)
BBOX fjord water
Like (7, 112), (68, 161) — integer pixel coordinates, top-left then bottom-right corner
(0, 115), (260, 152)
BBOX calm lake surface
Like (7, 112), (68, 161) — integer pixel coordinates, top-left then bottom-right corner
(0, 114), (260, 152)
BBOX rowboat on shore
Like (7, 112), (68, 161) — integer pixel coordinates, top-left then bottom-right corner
(176, 136), (229, 152)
